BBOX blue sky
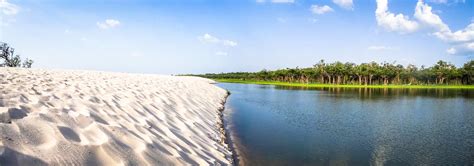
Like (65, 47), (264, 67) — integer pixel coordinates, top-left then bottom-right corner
(0, 0), (473, 74)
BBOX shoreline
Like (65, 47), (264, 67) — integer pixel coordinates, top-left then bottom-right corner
(215, 79), (474, 89)
(221, 106), (249, 166)
(216, 90), (240, 165)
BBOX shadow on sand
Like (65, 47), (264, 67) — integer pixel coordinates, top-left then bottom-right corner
(0, 147), (47, 166)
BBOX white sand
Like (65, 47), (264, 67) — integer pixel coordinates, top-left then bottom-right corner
(0, 68), (232, 165)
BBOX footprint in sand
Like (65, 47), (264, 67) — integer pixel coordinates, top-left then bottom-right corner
(0, 107), (29, 124)
(58, 126), (81, 143)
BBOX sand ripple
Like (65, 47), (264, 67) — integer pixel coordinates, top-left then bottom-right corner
(0, 68), (232, 165)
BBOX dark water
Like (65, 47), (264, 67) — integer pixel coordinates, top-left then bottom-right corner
(217, 83), (474, 166)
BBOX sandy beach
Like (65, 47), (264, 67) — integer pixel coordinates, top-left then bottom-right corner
(0, 68), (232, 165)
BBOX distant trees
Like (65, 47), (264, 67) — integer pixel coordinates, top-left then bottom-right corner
(197, 60), (474, 85)
(0, 42), (33, 68)
(461, 60), (474, 84)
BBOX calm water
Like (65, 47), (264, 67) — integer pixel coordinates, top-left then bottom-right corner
(218, 83), (474, 166)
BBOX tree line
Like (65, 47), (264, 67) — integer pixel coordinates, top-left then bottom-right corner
(0, 42), (33, 68)
(196, 60), (474, 85)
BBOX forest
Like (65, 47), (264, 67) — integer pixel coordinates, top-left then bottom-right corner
(196, 60), (474, 85)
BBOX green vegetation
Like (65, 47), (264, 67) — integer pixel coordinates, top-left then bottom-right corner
(192, 60), (474, 88)
(215, 79), (474, 89)
(0, 42), (34, 68)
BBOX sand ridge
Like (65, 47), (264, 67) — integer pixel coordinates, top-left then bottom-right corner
(0, 68), (232, 165)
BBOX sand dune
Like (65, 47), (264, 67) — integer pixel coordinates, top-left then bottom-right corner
(0, 68), (232, 165)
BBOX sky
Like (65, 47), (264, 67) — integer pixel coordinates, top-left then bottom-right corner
(0, 0), (473, 74)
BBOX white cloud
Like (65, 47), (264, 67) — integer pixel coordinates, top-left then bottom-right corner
(429, 0), (448, 3)
(376, 0), (473, 55)
(198, 33), (220, 43)
(433, 23), (474, 43)
(367, 45), (394, 51)
(446, 42), (474, 55)
(332, 0), (353, 10)
(257, 0), (295, 3)
(222, 40), (238, 47)
(446, 47), (456, 54)
(97, 19), (121, 30)
(375, 0), (419, 34)
(311, 5), (334, 15)
(198, 33), (238, 47)
(413, 0), (474, 55)
(0, 0), (18, 28)
(414, 1), (449, 32)
(0, 0), (18, 15)
(199, 34), (237, 56)
(215, 51), (228, 56)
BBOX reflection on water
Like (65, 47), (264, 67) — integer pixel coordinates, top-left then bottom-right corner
(219, 83), (474, 166)
(274, 86), (474, 99)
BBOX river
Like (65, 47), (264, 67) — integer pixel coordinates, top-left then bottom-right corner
(218, 83), (474, 165)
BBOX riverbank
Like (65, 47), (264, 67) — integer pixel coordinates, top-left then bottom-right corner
(220, 93), (251, 166)
(0, 68), (233, 165)
(217, 91), (239, 165)
(215, 79), (474, 89)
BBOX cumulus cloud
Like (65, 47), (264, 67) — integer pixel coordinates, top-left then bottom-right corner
(413, 0), (474, 55)
(439, 27), (474, 56)
(257, 0), (295, 3)
(332, 0), (353, 10)
(446, 42), (474, 55)
(375, 0), (474, 55)
(375, 0), (419, 34)
(434, 23), (474, 43)
(311, 5), (334, 15)
(97, 19), (121, 30)
(367, 45), (395, 51)
(198, 33), (238, 47)
(414, 1), (449, 32)
(0, 0), (19, 15)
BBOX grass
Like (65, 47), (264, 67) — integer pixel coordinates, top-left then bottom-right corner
(214, 79), (474, 89)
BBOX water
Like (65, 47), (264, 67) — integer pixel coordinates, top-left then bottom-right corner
(218, 83), (474, 166)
